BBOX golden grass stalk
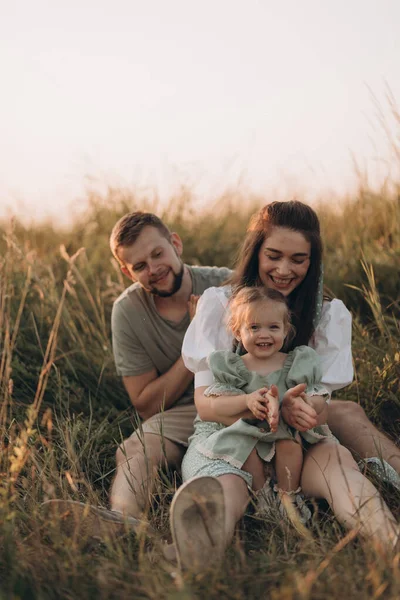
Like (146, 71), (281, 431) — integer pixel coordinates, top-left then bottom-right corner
(1, 245), (84, 503)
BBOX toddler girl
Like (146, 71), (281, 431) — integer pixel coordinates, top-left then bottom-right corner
(197, 286), (332, 516)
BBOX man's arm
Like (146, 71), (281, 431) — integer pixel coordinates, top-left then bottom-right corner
(123, 357), (194, 421)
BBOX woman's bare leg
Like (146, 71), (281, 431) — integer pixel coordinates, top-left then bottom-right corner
(301, 440), (399, 548)
(328, 401), (400, 474)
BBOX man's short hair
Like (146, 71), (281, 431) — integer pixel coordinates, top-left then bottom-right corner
(110, 211), (172, 265)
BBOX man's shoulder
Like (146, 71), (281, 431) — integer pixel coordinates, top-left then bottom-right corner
(114, 281), (142, 306)
(112, 282), (149, 321)
(189, 265), (232, 291)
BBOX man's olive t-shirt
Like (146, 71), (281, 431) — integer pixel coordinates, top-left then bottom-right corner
(111, 265), (231, 407)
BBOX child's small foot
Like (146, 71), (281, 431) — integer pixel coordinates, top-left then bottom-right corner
(254, 478), (275, 516)
(274, 486), (312, 525)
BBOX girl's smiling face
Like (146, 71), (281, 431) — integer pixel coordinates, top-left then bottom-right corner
(258, 226), (311, 296)
(237, 300), (288, 359)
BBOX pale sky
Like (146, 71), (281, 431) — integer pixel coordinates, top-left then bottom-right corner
(1, 0), (400, 222)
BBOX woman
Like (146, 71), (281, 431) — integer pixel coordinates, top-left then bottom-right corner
(170, 201), (399, 571)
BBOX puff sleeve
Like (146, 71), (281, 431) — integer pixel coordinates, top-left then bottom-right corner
(309, 299), (353, 396)
(182, 286), (233, 388)
(285, 345), (330, 401)
(205, 350), (249, 396)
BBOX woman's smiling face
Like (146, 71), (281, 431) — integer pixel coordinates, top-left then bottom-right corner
(258, 226), (311, 296)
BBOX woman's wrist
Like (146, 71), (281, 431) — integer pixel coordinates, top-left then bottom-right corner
(305, 394), (327, 415)
(314, 403), (328, 426)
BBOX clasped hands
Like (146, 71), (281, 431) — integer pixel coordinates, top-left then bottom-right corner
(246, 383), (318, 432)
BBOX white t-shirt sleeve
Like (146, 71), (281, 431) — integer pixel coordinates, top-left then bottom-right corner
(309, 299), (353, 396)
(182, 286), (233, 388)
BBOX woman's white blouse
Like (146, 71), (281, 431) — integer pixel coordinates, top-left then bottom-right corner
(182, 286), (354, 397)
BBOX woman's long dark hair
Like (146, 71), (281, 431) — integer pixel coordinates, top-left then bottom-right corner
(228, 201), (322, 350)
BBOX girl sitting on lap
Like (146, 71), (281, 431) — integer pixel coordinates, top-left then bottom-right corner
(199, 286), (332, 520)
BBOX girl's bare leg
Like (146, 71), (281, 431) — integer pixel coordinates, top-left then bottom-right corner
(242, 448), (267, 490)
(301, 440), (399, 548)
(274, 439), (303, 492)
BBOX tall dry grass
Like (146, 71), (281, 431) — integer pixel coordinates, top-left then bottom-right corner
(0, 186), (399, 598)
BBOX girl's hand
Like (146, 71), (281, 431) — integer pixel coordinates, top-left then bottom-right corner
(246, 387), (270, 420)
(281, 383), (318, 431)
(188, 294), (200, 321)
(264, 384), (279, 432)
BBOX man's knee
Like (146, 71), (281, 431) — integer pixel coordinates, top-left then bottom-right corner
(116, 433), (164, 467)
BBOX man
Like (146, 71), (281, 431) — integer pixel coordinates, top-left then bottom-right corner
(108, 211), (231, 519)
(42, 211), (231, 535)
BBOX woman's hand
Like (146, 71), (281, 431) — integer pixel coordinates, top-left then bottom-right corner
(303, 394), (328, 425)
(246, 387), (270, 421)
(281, 383), (318, 431)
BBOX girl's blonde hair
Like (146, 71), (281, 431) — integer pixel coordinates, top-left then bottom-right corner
(227, 287), (295, 346)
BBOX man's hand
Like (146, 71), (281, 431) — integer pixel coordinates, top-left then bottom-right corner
(246, 387), (270, 421)
(281, 383), (318, 431)
(188, 294), (200, 321)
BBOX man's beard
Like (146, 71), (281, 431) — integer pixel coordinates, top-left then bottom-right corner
(149, 263), (184, 297)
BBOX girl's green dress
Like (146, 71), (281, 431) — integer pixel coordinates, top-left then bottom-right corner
(182, 345), (334, 486)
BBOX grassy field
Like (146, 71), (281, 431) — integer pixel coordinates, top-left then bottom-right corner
(0, 188), (399, 599)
